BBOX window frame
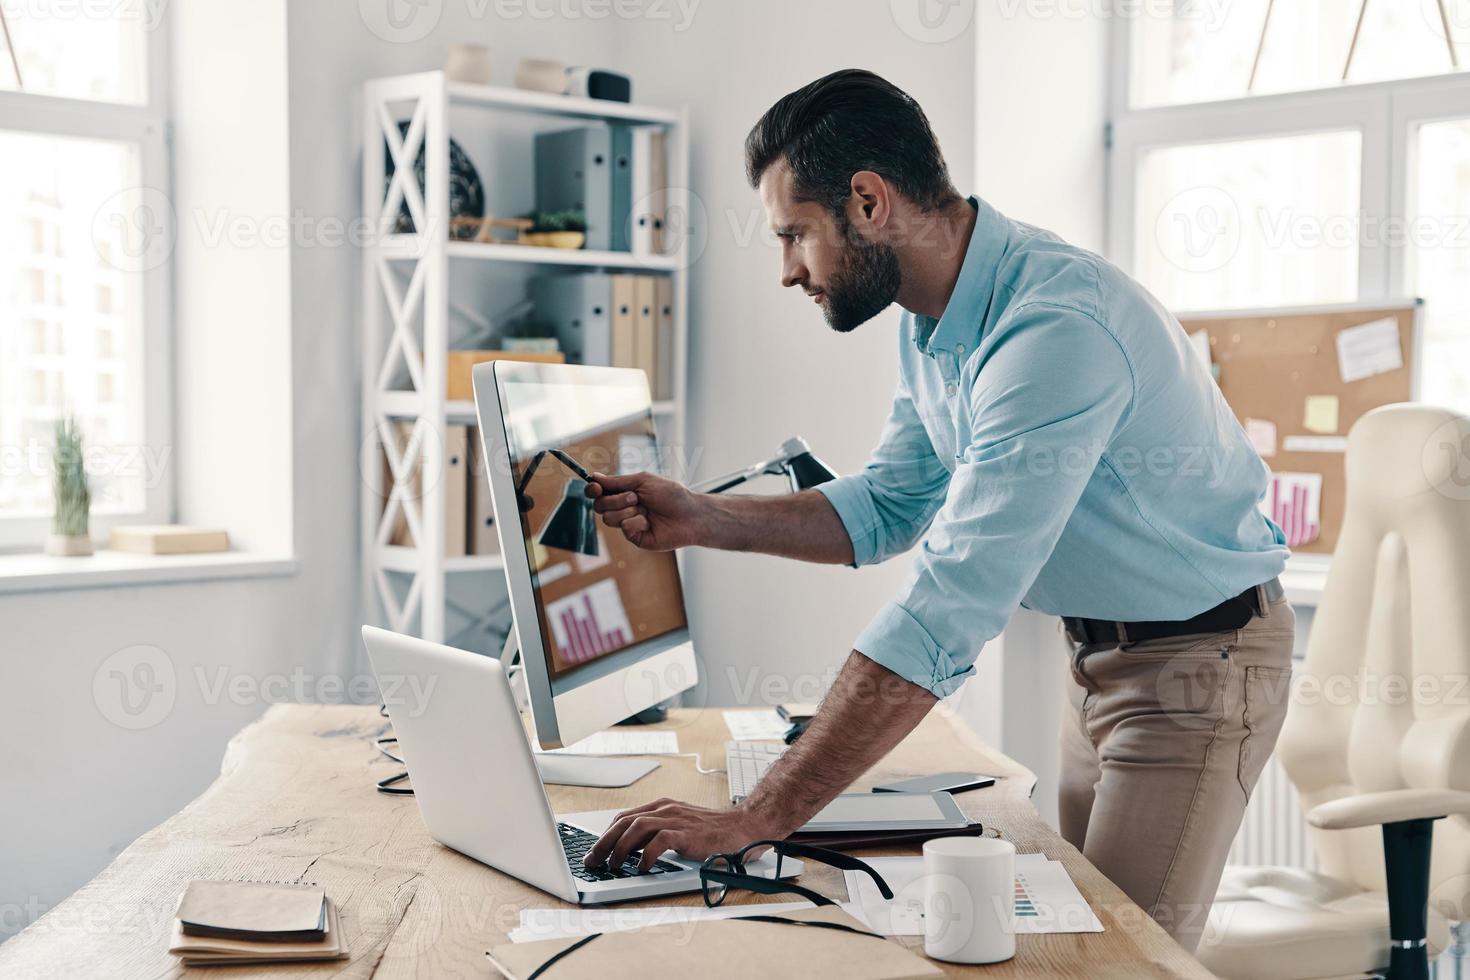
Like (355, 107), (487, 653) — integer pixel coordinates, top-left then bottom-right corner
(1107, 16), (1470, 308)
(0, 10), (174, 549)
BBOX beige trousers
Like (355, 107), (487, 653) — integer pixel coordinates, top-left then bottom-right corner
(1058, 596), (1295, 953)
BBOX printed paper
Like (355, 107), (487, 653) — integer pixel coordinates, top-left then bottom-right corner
(1303, 395), (1340, 434)
(722, 709), (791, 741)
(1282, 434), (1348, 454)
(1336, 316), (1404, 383)
(1245, 418), (1277, 457)
(842, 854), (1102, 936)
(535, 731), (678, 756)
(1260, 472), (1323, 547)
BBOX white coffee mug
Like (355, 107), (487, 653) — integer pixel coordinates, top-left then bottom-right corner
(922, 836), (1016, 964)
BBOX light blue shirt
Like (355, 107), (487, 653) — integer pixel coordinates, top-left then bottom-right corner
(817, 197), (1288, 698)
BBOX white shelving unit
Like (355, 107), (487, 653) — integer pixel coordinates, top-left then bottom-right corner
(360, 71), (690, 644)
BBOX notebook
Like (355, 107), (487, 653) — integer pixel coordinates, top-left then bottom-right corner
(176, 880), (326, 942)
(486, 905), (942, 980)
(170, 901), (346, 966)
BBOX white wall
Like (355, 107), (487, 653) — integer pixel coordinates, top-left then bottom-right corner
(617, 1), (977, 710)
(963, 7), (1111, 826)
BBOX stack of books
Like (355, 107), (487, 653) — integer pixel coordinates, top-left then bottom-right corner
(168, 880), (346, 966)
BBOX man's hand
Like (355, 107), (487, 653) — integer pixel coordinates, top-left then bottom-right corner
(582, 798), (778, 872)
(586, 471), (711, 551)
(587, 653), (938, 871)
(587, 472), (856, 564)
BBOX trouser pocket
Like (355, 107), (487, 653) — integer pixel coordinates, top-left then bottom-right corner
(1238, 664), (1292, 797)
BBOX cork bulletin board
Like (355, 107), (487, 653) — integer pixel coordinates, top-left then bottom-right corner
(1178, 300), (1421, 554)
(514, 417), (687, 677)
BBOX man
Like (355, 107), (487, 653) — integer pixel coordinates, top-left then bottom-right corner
(583, 68), (1292, 951)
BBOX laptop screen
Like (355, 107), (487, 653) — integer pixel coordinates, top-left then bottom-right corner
(495, 373), (689, 687)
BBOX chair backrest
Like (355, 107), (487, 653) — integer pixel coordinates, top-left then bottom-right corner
(1277, 403), (1470, 917)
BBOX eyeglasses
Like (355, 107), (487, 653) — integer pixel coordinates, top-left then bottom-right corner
(699, 840), (893, 909)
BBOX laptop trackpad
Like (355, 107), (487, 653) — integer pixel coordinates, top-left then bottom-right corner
(560, 810), (802, 878)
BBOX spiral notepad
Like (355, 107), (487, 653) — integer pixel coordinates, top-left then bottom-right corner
(175, 880), (326, 942)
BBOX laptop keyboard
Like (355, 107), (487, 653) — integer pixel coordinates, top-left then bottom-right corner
(558, 822), (684, 882)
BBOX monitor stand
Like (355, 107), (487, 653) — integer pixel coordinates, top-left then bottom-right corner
(501, 633), (661, 788)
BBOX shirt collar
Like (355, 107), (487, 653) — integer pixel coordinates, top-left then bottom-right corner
(912, 196), (1007, 357)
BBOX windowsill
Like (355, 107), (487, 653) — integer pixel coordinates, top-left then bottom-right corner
(1280, 554), (1331, 608)
(0, 549), (299, 595)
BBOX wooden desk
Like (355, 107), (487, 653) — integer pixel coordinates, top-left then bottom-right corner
(0, 704), (1213, 978)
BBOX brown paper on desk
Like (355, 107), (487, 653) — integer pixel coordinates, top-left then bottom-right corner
(486, 905), (942, 980)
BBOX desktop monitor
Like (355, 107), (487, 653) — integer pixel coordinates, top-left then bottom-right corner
(473, 361), (698, 749)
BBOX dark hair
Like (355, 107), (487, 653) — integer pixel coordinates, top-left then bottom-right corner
(745, 69), (961, 216)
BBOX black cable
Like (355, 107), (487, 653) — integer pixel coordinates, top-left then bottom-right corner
(375, 706), (413, 795)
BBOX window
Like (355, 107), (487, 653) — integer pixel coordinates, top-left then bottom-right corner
(1110, 2), (1470, 413)
(0, 2), (171, 542)
(1131, 0), (1470, 108)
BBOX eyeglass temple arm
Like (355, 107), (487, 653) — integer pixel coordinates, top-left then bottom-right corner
(733, 840), (896, 901)
(703, 869), (836, 908)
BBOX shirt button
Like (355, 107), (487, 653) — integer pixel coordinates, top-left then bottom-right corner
(956, 343), (965, 354)
(945, 383), (957, 397)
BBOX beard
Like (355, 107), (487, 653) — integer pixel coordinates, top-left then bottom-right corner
(820, 225), (902, 334)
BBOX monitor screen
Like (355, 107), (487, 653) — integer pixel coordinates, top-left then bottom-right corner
(496, 374), (689, 691)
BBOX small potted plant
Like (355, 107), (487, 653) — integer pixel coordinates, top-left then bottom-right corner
(520, 209), (587, 250)
(46, 416), (93, 556)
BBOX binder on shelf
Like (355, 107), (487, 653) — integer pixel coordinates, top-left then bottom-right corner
(630, 126), (668, 256)
(386, 421), (468, 559)
(635, 276), (657, 387)
(443, 423), (468, 559)
(655, 276), (675, 401)
(649, 128), (668, 255)
(611, 274), (638, 368)
(609, 124), (635, 253)
(531, 273), (613, 365)
(468, 429), (499, 556)
(535, 125), (613, 252)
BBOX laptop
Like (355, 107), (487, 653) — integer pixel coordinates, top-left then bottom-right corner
(360, 626), (800, 904)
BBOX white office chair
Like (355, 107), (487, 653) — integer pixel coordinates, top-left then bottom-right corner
(1197, 404), (1470, 980)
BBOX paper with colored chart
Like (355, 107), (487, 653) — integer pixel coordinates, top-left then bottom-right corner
(1261, 472), (1322, 547)
(546, 579), (634, 665)
(841, 854), (1102, 936)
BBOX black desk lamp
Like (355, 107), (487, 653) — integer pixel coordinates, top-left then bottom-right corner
(516, 448), (598, 557)
(693, 436), (839, 495)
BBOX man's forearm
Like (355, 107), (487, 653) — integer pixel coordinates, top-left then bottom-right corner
(701, 489), (855, 564)
(740, 651), (938, 835)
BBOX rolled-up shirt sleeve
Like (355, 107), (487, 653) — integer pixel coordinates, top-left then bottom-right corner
(853, 304), (1135, 697)
(816, 375), (953, 567)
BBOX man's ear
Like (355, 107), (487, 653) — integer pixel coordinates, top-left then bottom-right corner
(846, 170), (892, 237)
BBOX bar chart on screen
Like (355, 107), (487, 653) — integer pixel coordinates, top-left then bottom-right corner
(1260, 472), (1322, 548)
(547, 579), (635, 664)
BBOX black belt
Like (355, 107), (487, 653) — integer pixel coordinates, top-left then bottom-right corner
(1062, 578), (1284, 647)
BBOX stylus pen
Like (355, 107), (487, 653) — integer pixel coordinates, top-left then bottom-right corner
(547, 448), (593, 482)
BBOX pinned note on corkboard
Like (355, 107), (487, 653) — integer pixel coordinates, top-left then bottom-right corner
(1178, 300), (1421, 554)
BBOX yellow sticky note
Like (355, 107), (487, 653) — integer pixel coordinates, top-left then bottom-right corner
(1303, 395), (1339, 434)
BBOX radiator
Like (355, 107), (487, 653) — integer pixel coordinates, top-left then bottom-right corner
(1228, 752), (1318, 870)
